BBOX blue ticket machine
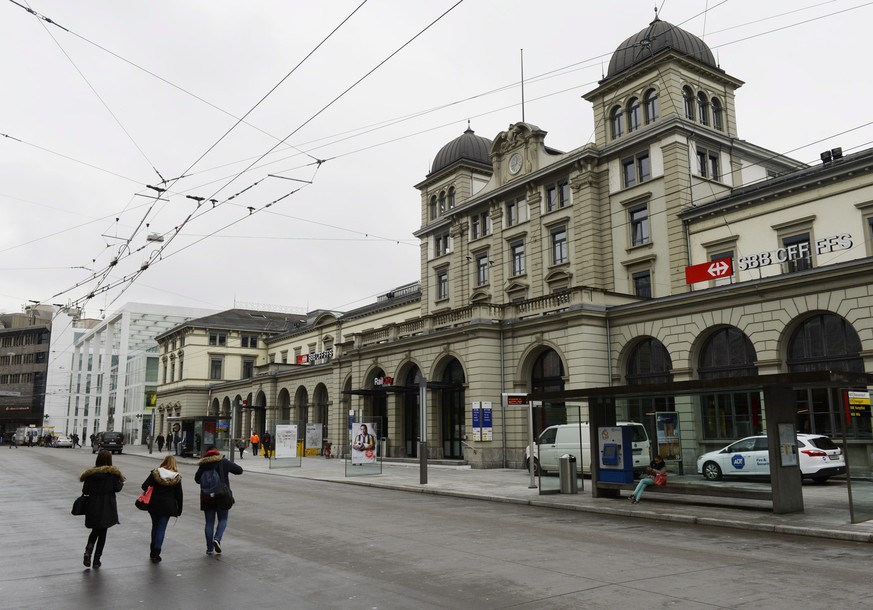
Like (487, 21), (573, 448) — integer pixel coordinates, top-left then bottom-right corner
(598, 426), (635, 483)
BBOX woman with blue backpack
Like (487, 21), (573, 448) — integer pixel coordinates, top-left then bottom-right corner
(194, 446), (243, 555)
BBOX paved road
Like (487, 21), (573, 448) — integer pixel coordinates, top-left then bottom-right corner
(5, 447), (873, 609)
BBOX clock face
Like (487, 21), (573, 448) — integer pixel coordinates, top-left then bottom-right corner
(509, 153), (523, 174)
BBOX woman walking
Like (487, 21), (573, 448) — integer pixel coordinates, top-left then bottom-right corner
(194, 446), (242, 555)
(80, 449), (125, 568)
(141, 455), (183, 563)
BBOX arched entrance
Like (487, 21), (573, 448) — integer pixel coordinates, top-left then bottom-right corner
(278, 388), (291, 423)
(530, 349), (565, 439)
(440, 359), (465, 459)
(313, 383), (329, 454)
(402, 366), (422, 457)
(625, 337), (675, 443)
(294, 386), (309, 434)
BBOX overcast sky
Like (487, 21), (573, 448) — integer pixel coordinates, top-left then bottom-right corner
(2, 0), (871, 319)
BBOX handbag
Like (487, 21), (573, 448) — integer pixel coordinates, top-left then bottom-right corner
(213, 461), (235, 510)
(71, 494), (89, 516)
(654, 471), (668, 486)
(135, 485), (153, 510)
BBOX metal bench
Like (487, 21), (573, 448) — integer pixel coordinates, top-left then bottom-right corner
(597, 480), (773, 502)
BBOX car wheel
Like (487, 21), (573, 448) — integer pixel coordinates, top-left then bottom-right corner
(811, 475), (829, 485)
(702, 461), (723, 481)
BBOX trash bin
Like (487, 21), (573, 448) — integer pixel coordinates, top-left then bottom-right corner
(559, 454), (578, 494)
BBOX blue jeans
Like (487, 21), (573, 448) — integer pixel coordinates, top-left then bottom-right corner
(204, 509), (229, 551)
(632, 477), (654, 501)
(150, 514), (170, 551)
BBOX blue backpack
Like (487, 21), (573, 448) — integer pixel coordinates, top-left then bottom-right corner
(200, 467), (221, 496)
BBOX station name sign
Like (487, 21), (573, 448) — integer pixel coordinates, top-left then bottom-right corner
(737, 233), (852, 271)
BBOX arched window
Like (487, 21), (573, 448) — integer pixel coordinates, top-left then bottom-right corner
(626, 338), (674, 439)
(683, 86), (695, 120)
(788, 314), (867, 438)
(627, 338), (673, 384)
(698, 328), (761, 439)
(627, 97), (641, 132)
(447, 186), (455, 209)
(611, 106), (624, 139)
(429, 195), (437, 219)
(698, 327), (758, 379)
(788, 314), (863, 373)
(438, 191), (446, 213)
(697, 92), (709, 126)
(644, 89), (659, 124)
(711, 97), (723, 131)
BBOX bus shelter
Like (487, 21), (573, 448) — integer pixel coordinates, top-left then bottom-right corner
(530, 371), (873, 520)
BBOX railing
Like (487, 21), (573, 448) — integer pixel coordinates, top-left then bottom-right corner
(353, 288), (589, 348)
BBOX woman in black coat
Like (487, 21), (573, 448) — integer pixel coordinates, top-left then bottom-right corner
(79, 449), (125, 569)
(141, 455), (183, 563)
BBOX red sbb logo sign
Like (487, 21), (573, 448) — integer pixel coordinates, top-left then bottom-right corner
(685, 257), (733, 285)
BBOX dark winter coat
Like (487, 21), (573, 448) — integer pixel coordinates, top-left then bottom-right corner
(141, 467), (183, 517)
(194, 453), (242, 511)
(79, 465), (125, 529)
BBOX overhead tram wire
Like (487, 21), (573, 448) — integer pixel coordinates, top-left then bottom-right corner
(18, 0), (165, 185)
(84, 1), (468, 310)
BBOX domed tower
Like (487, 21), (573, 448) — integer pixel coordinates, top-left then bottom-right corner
(414, 126), (493, 314)
(582, 17), (746, 296)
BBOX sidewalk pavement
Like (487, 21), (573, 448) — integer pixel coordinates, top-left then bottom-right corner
(124, 444), (873, 544)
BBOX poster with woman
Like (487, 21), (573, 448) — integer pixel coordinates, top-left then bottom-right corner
(351, 422), (377, 464)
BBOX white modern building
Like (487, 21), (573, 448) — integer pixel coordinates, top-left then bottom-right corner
(66, 303), (215, 445)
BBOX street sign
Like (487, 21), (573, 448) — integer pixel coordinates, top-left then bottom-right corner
(685, 257), (733, 284)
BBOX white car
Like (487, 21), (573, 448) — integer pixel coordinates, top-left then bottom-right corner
(54, 436), (74, 448)
(696, 433), (846, 484)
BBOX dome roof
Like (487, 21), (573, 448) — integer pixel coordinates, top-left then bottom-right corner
(606, 17), (716, 79)
(431, 127), (492, 174)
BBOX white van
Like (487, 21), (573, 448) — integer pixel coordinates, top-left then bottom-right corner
(524, 422), (651, 476)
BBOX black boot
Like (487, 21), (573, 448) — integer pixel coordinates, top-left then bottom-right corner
(83, 544), (93, 568)
(150, 546), (161, 563)
(92, 554), (102, 569)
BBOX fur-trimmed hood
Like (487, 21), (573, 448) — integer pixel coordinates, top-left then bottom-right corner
(150, 467), (182, 486)
(80, 465), (125, 482)
(197, 454), (223, 466)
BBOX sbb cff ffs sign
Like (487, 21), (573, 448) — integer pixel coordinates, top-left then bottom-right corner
(685, 257), (733, 285)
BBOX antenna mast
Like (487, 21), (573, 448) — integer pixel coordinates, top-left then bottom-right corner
(520, 49), (525, 123)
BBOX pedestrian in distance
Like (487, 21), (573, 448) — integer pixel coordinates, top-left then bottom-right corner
(156, 433), (165, 452)
(79, 449), (125, 569)
(141, 455), (183, 563)
(261, 431), (272, 459)
(249, 432), (259, 458)
(194, 446), (242, 556)
(236, 438), (246, 460)
(629, 455), (668, 504)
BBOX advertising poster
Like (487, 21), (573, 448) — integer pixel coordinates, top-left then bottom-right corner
(472, 402), (481, 441)
(274, 424), (298, 459)
(305, 423), (321, 456)
(482, 402), (493, 441)
(351, 421), (377, 464)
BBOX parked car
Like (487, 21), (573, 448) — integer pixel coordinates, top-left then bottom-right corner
(696, 433), (846, 484)
(524, 422), (651, 476)
(92, 431), (124, 454)
(54, 436), (73, 448)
